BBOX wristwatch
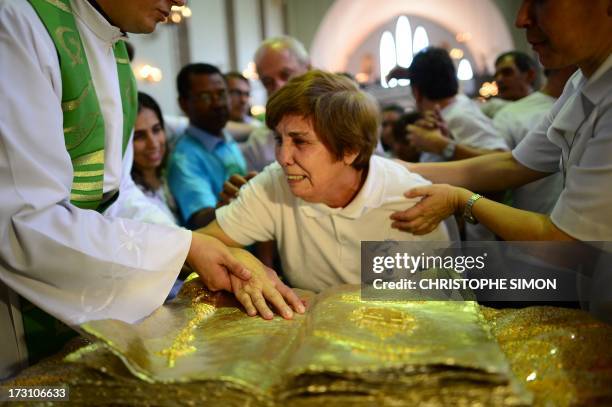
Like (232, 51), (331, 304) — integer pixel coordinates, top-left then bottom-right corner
(463, 193), (482, 224)
(441, 141), (457, 160)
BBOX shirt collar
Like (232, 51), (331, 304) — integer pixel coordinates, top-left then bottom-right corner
(185, 125), (229, 152)
(439, 94), (463, 116)
(71, 0), (125, 45)
(298, 156), (384, 219)
(581, 52), (612, 106)
(552, 52), (612, 135)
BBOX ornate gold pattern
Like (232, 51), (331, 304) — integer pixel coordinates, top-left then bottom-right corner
(43, 0), (70, 13)
(73, 168), (105, 177)
(349, 306), (417, 340)
(64, 112), (100, 150)
(61, 81), (91, 112)
(71, 150), (104, 167)
(5, 288), (611, 405)
(55, 26), (83, 66)
(70, 192), (101, 202)
(71, 180), (104, 192)
(156, 299), (216, 368)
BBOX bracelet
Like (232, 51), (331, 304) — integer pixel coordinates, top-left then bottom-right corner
(463, 193), (482, 224)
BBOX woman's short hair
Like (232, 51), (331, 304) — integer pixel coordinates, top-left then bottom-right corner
(265, 70), (379, 169)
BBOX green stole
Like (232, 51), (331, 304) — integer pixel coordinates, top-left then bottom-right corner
(22, 0), (137, 363)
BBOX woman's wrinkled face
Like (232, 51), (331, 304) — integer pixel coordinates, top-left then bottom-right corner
(133, 107), (166, 171)
(274, 115), (356, 205)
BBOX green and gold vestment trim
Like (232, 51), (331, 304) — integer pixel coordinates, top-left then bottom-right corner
(28, 0), (136, 210)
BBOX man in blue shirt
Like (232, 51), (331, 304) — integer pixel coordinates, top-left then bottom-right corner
(169, 63), (247, 228)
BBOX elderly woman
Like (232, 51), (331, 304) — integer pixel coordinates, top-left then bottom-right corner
(200, 70), (453, 299)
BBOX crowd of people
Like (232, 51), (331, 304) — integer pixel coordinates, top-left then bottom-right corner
(1, 0), (611, 379)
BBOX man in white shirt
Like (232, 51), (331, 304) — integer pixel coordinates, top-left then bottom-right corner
(390, 0), (612, 322)
(0, 0), (298, 379)
(399, 47), (508, 163)
(392, 0), (612, 241)
(493, 66), (576, 214)
(240, 36), (311, 172)
(480, 51), (539, 118)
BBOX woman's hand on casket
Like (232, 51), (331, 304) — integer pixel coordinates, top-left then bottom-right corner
(228, 248), (305, 320)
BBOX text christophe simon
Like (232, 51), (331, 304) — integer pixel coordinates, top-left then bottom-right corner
(370, 252), (558, 291)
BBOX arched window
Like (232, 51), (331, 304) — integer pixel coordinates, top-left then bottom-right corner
(379, 31), (397, 88)
(395, 16), (413, 68)
(379, 17), (431, 87)
(412, 26), (429, 54)
(457, 58), (474, 81)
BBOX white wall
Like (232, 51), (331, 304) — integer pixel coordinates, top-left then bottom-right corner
(233, 0), (261, 72)
(130, 0), (284, 117)
(188, 0), (230, 70)
(129, 27), (179, 115)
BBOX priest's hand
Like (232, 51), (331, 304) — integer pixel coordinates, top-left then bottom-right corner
(228, 248), (305, 320)
(187, 233), (251, 292)
(217, 171), (258, 207)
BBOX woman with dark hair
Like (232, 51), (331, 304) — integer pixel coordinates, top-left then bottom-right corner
(391, 111), (423, 162)
(132, 92), (178, 224)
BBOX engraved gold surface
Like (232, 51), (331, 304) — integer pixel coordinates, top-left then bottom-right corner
(72, 281), (528, 405)
(5, 281), (611, 406)
(482, 306), (612, 406)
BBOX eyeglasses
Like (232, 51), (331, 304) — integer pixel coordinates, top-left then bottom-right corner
(192, 90), (227, 105)
(228, 89), (250, 98)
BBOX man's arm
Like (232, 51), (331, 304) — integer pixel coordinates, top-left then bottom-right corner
(407, 124), (506, 160)
(398, 151), (550, 191)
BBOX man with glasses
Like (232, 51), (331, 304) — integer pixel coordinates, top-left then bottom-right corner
(168, 63), (248, 229)
(224, 71), (263, 142)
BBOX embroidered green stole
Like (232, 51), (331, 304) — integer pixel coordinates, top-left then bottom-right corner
(22, 0), (137, 363)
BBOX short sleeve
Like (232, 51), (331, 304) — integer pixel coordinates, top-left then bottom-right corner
(512, 109), (561, 174)
(493, 109), (519, 149)
(550, 106), (612, 240)
(215, 164), (280, 245)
